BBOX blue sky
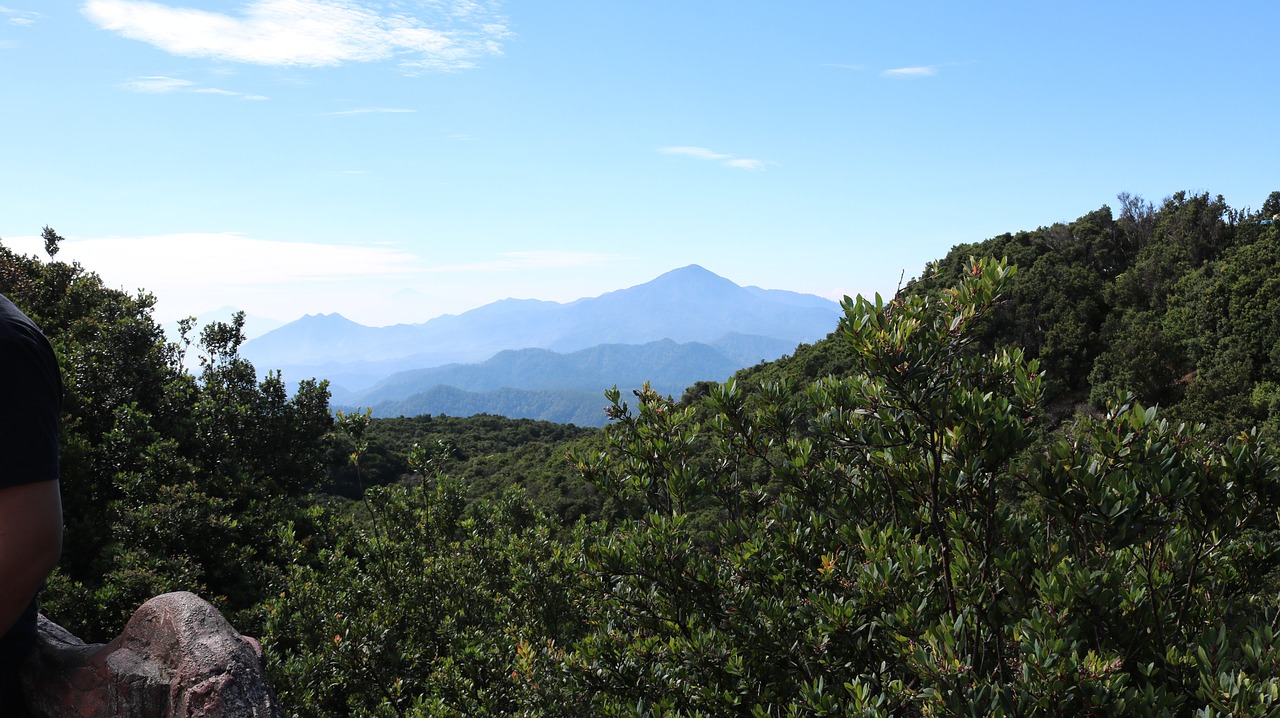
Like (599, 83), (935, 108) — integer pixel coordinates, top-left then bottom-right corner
(1, 1), (1275, 329)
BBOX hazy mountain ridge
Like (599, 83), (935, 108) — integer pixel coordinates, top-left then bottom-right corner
(338, 335), (799, 425)
(243, 265), (839, 365)
(244, 265), (842, 418)
(359, 339), (739, 403)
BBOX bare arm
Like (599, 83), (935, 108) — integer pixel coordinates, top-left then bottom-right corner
(0, 479), (62, 636)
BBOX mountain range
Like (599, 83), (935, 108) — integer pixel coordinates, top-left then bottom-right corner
(240, 265), (843, 425)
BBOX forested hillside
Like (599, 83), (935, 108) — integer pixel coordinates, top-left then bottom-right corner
(740, 190), (1280, 435)
(6, 190), (1280, 716)
(0, 230), (333, 641)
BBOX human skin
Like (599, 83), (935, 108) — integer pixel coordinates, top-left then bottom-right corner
(0, 480), (62, 636)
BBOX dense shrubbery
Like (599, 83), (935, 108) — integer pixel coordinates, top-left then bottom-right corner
(1, 235), (331, 641)
(324, 412), (605, 524)
(265, 257), (1280, 716)
(558, 259), (1280, 715)
(7, 190), (1280, 715)
(818, 191), (1280, 434)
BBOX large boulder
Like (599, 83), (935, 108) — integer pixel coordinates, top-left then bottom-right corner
(20, 591), (282, 718)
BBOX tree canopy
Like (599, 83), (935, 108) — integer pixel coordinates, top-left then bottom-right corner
(7, 191), (1280, 715)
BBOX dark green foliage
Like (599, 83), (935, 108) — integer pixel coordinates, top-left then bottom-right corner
(264, 426), (590, 718)
(265, 483), (584, 717)
(895, 190), (1280, 437)
(905, 206), (1128, 408)
(365, 385), (610, 426)
(325, 413), (603, 525)
(1158, 206), (1280, 436)
(13, 192), (1280, 716)
(0, 235), (333, 640)
(559, 258), (1280, 715)
(732, 331), (857, 389)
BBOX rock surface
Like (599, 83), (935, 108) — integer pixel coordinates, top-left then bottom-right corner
(20, 591), (282, 718)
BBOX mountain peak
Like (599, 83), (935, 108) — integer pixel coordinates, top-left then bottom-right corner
(296, 312), (358, 325)
(633, 264), (740, 295)
(663, 263), (716, 276)
(243, 265), (841, 370)
(652, 264), (727, 282)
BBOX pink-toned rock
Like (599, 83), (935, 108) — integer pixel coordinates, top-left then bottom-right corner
(20, 592), (282, 718)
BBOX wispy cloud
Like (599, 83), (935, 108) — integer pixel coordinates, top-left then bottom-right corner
(0, 5), (41, 26)
(875, 62), (962, 78)
(658, 146), (766, 171)
(426, 251), (619, 273)
(7, 231), (421, 284)
(120, 75), (195, 92)
(324, 107), (416, 116)
(81, 0), (510, 72)
(660, 146), (732, 161)
(0, 234), (621, 323)
(880, 65), (939, 78)
(119, 74), (267, 99)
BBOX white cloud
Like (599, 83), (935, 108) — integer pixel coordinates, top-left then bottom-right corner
(658, 146), (765, 171)
(81, 0), (509, 71)
(2, 231), (429, 322)
(119, 74), (268, 99)
(881, 65), (938, 78)
(324, 107), (416, 115)
(659, 146), (732, 161)
(10, 232), (420, 285)
(1, 234), (625, 323)
(0, 6), (40, 25)
(121, 75), (196, 92)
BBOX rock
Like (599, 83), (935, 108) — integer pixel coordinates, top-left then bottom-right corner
(20, 592), (283, 718)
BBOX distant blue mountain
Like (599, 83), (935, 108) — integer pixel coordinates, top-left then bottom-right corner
(243, 265), (843, 416)
(331, 334), (822, 426)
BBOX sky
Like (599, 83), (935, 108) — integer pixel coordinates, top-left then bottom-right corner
(1, 1), (1276, 330)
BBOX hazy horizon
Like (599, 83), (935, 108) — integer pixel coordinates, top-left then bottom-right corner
(152, 264), (840, 339)
(2, 1), (1274, 326)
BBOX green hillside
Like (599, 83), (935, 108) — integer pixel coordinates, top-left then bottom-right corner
(740, 190), (1280, 435)
(7, 191), (1280, 716)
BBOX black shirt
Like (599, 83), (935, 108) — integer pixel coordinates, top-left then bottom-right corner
(0, 293), (61, 651)
(0, 294), (61, 490)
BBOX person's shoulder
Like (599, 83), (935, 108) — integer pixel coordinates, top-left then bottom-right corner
(0, 295), (60, 391)
(0, 294), (48, 345)
(0, 293), (39, 331)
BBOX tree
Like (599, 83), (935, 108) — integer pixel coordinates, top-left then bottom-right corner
(264, 438), (587, 718)
(0, 233), (334, 640)
(562, 257), (1280, 715)
(41, 225), (62, 258)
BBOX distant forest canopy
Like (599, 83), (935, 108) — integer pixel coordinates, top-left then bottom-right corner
(3, 188), (1280, 716)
